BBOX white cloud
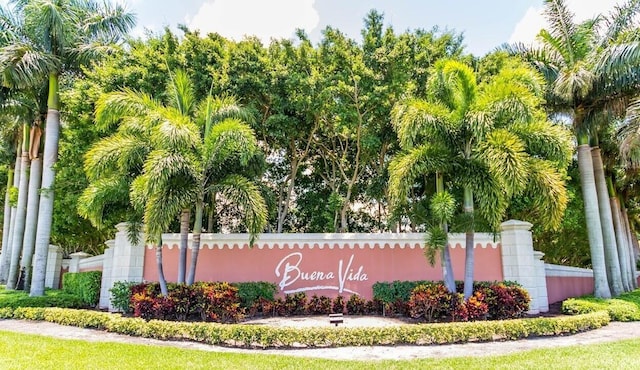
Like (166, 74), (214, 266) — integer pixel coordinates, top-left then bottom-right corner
(509, 0), (626, 45)
(186, 0), (319, 44)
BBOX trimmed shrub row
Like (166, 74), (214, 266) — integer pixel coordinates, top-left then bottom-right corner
(0, 306), (611, 348)
(562, 290), (640, 322)
(62, 271), (102, 306)
(0, 289), (86, 309)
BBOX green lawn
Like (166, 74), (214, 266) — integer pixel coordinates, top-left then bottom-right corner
(0, 330), (638, 369)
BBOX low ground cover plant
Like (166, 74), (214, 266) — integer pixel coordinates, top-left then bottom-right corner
(562, 289), (640, 321)
(0, 287), (86, 309)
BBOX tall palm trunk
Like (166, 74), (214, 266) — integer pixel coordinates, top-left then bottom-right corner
(21, 157), (41, 292)
(591, 148), (623, 296)
(577, 143), (611, 298)
(7, 126), (31, 289)
(0, 169), (15, 283)
(437, 174), (455, 293)
(621, 201), (638, 289)
(610, 194), (631, 292)
(186, 200), (203, 285)
(30, 74), (60, 297)
(1, 154), (21, 284)
(178, 208), (190, 284)
(462, 186), (475, 299)
(154, 236), (168, 296)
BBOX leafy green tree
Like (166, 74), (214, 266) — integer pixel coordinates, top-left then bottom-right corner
(83, 70), (266, 288)
(390, 59), (571, 298)
(0, 0), (135, 296)
(511, 0), (640, 297)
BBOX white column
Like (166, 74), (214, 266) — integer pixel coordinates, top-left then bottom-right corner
(99, 239), (115, 310)
(500, 220), (547, 314)
(533, 251), (549, 313)
(111, 222), (145, 285)
(68, 252), (90, 273)
(44, 245), (63, 289)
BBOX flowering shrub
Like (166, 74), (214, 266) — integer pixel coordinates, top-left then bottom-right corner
(284, 292), (308, 315)
(332, 295), (346, 314)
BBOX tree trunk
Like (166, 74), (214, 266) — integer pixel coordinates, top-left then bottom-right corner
(276, 159), (298, 233)
(1, 156), (21, 284)
(621, 203), (639, 289)
(610, 196), (631, 292)
(31, 73), (61, 297)
(186, 200), (203, 285)
(576, 144), (610, 298)
(591, 148), (623, 296)
(155, 237), (168, 296)
(21, 157), (42, 292)
(178, 208), (190, 284)
(0, 169), (14, 283)
(7, 141), (30, 289)
(436, 174), (455, 293)
(463, 186), (475, 299)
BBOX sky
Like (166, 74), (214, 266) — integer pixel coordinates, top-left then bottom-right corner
(0, 0), (626, 56)
(112, 0), (627, 56)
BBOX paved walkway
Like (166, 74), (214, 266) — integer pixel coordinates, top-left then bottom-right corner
(1, 319), (640, 360)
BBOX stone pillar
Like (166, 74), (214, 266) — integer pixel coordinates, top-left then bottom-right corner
(68, 252), (90, 273)
(108, 222), (145, 311)
(44, 245), (63, 289)
(99, 239), (115, 310)
(533, 251), (549, 313)
(500, 220), (547, 314)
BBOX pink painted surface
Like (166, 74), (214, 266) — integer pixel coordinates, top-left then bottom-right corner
(143, 244), (503, 299)
(546, 276), (594, 304)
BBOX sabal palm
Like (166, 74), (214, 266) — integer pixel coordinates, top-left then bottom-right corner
(511, 0), (640, 297)
(0, 0), (135, 296)
(390, 59), (571, 299)
(83, 70), (266, 287)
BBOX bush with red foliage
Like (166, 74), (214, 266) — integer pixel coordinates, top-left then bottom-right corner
(283, 292), (308, 315)
(408, 283), (457, 322)
(307, 294), (332, 315)
(346, 294), (366, 315)
(332, 295), (346, 314)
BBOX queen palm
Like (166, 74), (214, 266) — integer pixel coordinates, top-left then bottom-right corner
(511, 0), (640, 297)
(0, 0), (135, 296)
(390, 59), (571, 299)
(82, 70), (266, 288)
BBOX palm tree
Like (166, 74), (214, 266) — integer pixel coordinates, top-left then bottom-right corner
(83, 70), (266, 288)
(0, 0), (135, 296)
(390, 59), (571, 299)
(510, 0), (640, 297)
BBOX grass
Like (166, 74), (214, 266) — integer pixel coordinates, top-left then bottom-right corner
(0, 330), (639, 369)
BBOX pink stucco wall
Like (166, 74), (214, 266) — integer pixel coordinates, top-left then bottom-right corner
(546, 276), (594, 304)
(143, 243), (503, 299)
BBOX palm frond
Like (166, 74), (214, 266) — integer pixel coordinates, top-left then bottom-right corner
(212, 174), (267, 246)
(197, 94), (255, 136)
(84, 133), (149, 180)
(94, 89), (162, 131)
(601, 0), (640, 44)
(391, 98), (451, 148)
(476, 129), (529, 196)
(510, 119), (574, 165)
(543, 0), (577, 64)
(464, 161), (509, 230)
(78, 175), (130, 228)
(167, 69), (195, 117)
(523, 158), (568, 229)
(151, 108), (200, 152)
(79, 0), (136, 41)
(0, 42), (59, 88)
(204, 118), (259, 169)
(387, 144), (451, 209)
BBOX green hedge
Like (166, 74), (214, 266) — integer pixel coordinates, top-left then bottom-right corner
(62, 271), (102, 306)
(232, 282), (278, 308)
(0, 289), (86, 309)
(562, 290), (640, 322)
(0, 306), (610, 348)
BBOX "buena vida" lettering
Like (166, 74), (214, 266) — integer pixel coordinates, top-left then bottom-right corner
(274, 252), (368, 294)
